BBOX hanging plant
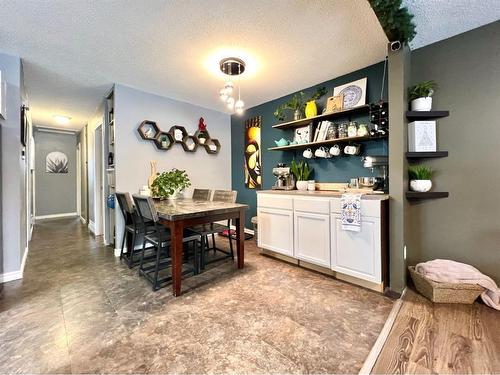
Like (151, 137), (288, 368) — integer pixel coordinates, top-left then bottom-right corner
(369, 0), (416, 45)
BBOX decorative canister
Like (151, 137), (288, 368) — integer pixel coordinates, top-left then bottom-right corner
(326, 123), (338, 140)
(347, 121), (358, 138)
(305, 101), (318, 118)
(338, 123), (348, 138)
(357, 124), (369, 137)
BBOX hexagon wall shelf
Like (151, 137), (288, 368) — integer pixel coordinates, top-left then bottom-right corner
(137, 121), (220, 154)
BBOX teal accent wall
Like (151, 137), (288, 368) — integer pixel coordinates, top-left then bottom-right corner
(231, 62), (388, 228)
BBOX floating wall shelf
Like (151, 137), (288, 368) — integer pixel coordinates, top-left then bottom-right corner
(272, 105), (371, 130)
(138, 120), (160, 140)
(406, 110), (450, 120)
(406, 151), (449, 160)
(268, 135), (387, 151)
(406, 191), (449, 199)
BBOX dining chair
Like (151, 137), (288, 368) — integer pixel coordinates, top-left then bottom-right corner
(189, 190), (237, 270)
(192, 188), (212, 201)
(132, 195), (201, 291)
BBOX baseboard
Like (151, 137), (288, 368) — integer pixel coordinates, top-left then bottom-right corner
(229, 225), (254, 235)
(20, 245), (29, 274)
(79, 216), (87, 224)
(114, 248), (121, 257)
(35, 212), (78, 220)
(0, 270), (23, 283)
(89, 220), (96, 234)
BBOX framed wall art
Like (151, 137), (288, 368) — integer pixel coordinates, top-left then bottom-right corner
(333, 78), (367, 109)
(293, 123), (312, 144)
(244, 116), (262, 189)
(46, 151), (68, 173)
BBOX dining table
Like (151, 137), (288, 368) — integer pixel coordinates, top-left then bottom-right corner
(153, 198), (248, 297)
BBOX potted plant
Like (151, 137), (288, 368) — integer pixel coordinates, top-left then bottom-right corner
(305, 87), (327, 118)
(290, 159), (312, 191)
(408, 80), (437, 111)
(369, 0), (416, 46)
(408, 165), (433, 192)
(273, 87), (327, 121)
(151, 168), (191, 199)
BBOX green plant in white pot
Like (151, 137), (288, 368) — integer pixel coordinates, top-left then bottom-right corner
(408, 80), (437, 111)
(151, 168), (191, 199)
(290, 159), (312, 191)
(408, 165), (433, 192)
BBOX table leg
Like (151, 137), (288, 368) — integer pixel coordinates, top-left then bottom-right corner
(170, 220), (184, 297)
(236, 209), (245, 269)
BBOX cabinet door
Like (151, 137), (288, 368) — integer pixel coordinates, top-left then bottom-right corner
(331, 214), (381, 283)
(294, 211), (330, 267)
(257, 207), (294, 257)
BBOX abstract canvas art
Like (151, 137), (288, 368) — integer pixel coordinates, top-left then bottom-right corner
(244, 116), (262, 189)
(46, 151), (68, 173)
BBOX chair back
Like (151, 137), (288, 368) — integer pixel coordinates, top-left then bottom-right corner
(116, 192), (134, 224)
(212, 190), (237, 203)
(132, 195), (159, 224)
(192, 188), (212, 201)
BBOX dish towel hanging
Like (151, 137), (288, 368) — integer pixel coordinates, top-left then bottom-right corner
(341, 193), (362, 232)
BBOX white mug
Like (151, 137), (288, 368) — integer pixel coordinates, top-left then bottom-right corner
(330, 145), (341, 156)
(314, 147), (325, 158)
(303, 148), (313, 159)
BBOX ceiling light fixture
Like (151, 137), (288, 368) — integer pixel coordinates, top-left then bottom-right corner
(218, 57), (245, 115)
(53, 115), (71, 125)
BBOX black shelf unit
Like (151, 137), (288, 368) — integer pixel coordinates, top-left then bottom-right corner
(406, 110), (449, 120)
(406, 192), (449, 199)
(406, 151), (448, 160)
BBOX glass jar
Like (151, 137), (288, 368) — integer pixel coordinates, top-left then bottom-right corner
(347, 121), (358, 138)
(357, 124), (369, 137)
(326, 123), (338, 140)
(338, 122), (348, 138)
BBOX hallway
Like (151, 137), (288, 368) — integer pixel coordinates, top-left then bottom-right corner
(0, 218), (393, 374)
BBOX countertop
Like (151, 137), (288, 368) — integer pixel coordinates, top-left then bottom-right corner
(154, 198), (248, 221)
(257, 190), (389, 200)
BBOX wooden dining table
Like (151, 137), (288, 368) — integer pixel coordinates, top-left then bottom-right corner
(153, 198), (248, 297)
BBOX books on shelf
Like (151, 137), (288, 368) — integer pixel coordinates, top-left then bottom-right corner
(313, 121), (333, 142)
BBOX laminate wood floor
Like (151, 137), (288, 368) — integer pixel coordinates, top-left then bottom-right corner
(371, 288), (500, 374)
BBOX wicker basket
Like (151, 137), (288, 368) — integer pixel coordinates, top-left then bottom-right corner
(408, 266), (484, 304)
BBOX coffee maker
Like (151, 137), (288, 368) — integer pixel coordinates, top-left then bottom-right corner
(272, 163), (295, 190)
(361, 156), (388, 192)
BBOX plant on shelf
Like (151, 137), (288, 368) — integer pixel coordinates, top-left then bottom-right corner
(408, 165), (433, 192)
(151, 168), (191, 199)
(274, 87), (327, 122)
(290, 159), (312, 191)
(369, 0), (416, 45)
(408, 80), (437, 111)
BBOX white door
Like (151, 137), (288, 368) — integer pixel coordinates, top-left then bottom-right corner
(294, 211), (330, 267)
(331, 214), (381, 283)
(257, 207), (294, 257)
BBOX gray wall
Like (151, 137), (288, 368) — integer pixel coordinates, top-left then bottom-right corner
(408, 21), (500, 283)
(113, 84), (231, 250)
(0, 52), (24, 275)
(34, 130), (77, 216)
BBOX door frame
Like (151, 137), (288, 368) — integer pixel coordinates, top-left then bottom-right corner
(93, 124), (104, 236)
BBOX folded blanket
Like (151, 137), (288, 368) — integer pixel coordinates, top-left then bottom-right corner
(341, 193), (362, 232)
(415, 259), (500, 310)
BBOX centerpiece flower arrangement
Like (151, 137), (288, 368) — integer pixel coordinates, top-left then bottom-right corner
(151, 168), (191, 199)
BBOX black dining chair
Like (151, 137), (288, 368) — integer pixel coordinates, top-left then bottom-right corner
(132, 195), (201, 291)
(192, 188), (212, 201)
(189, 190), (237, 270)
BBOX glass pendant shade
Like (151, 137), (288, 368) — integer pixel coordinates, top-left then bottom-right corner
(224, 81), (234, 96)
(235, 99), (244, 114)
(226, 97), (235, 110)
(219, 88), (228, 102)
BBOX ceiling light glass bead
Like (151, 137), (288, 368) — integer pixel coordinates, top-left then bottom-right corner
(224, 81), (234, 96)
(226, 97), (235, 110)
(235, 99), (244, 115)
(219, 88), (228, 102)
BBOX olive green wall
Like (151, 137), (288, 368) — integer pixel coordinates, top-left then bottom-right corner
(408, 21), (500, 283)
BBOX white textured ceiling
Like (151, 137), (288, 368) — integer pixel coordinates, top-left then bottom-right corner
(0, 0), (388, 130)
(404, 0), (500, 49)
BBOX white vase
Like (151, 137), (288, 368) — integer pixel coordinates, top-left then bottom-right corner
(410, 180), (432, 192)
(296, 181), (308, 191)
(411, 97), (432, 111)
(168, 188), (184, 200)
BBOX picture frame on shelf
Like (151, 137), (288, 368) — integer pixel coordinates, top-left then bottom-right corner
(333, 78), (367, 109)
(325, 94), (344, 113)
(293, 123), (312, 144)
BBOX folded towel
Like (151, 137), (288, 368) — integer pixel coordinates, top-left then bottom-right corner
(341, 193), (362, 232)
(415, 259), (500, 310)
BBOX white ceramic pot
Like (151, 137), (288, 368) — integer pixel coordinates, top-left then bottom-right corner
(411, 97), (432, 111)
(296, 181), (308, 191)
(410, 180), (432, 192)
(168, 188), (184, 200)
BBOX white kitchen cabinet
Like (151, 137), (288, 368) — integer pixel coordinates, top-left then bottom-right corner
(330, 213), (382, 283)
(257, 207), (294, 257)
(294, 211), (330, 267)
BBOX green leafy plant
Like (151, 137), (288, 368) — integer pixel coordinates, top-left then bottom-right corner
(408, 165), (433, 180)
(408, 80), (437, 101)
(290, 159), (312, 181)
(273, 87), (327, 121)
(151, 168), (191, 198)
(369, 0), (416, 45)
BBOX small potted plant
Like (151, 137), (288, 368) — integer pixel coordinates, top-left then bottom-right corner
(151, 168), (191, 199)
(408, 165), (433, 192)
(273, 87), (327, 121)
(290, 159), (312, 191)
(408, 80), (437, 111)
